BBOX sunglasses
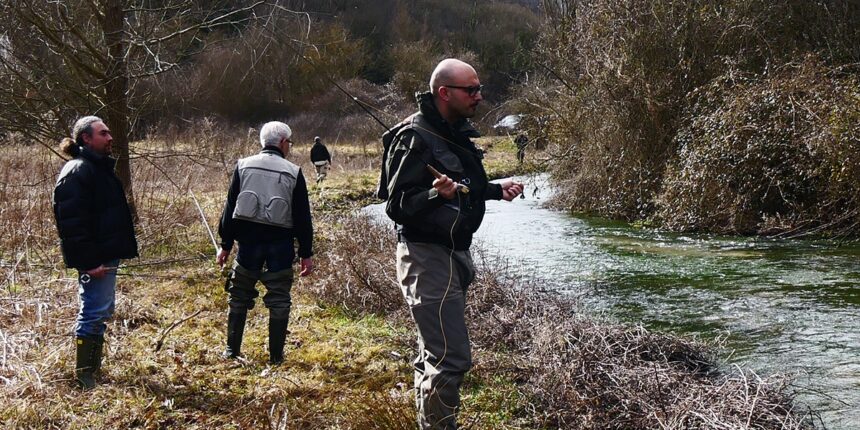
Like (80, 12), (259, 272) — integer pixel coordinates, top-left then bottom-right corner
(445, 84), (483, 96)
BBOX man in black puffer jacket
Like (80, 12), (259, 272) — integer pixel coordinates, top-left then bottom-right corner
(53, 115), (138, 390)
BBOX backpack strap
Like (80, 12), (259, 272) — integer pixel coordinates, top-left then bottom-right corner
(377, 113), (428, 199)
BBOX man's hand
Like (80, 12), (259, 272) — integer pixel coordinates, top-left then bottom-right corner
(300, 257), (314, 276)
(216, 248), (230, 268)
(85, 265), (108, 279)
(433, 174), (458, 199)
(500, 179), (524, 201)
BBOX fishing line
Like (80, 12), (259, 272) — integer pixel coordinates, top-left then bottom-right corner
(433, 192), (466, 380)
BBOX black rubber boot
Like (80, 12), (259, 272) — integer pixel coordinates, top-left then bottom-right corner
(92, 335), (105, 373)
(75, 337), (99, 390)
(223, 311), (247, 359)
(268, 318), (289, 365)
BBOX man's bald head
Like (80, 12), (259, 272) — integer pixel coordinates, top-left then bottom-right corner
(428, 58), (483, 122)
(429, 59), (477, 95)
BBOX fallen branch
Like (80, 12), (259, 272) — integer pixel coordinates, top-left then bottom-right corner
(154, 308), (203, 352)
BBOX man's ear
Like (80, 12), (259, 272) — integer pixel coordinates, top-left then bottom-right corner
(438, 86), (450, 102)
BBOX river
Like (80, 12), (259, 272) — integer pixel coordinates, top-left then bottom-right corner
(365, 173), (860, 429)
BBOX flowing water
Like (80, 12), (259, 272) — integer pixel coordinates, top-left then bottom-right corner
(365, 174), (860, 428)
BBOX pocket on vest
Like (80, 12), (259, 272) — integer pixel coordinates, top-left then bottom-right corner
(266, 196), (290, 224)
(234, 190), (260, 219)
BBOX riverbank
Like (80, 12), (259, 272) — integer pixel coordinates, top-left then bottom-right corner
(0, 137), (812, 428)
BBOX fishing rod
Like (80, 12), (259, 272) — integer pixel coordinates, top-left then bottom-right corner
(281, 39), (471, 194)
(189, 188), (220, 255)
(281, 39), (391, 134)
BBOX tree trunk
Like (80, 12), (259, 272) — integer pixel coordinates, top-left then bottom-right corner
(102, 0), (137, 219)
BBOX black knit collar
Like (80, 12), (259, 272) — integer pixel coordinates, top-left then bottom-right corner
(261, 146), (285, 157)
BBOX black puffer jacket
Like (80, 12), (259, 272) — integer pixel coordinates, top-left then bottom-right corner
(310, 142), (331, 163)
(53, 147), (138, 270)
(381, 92), (503, 250)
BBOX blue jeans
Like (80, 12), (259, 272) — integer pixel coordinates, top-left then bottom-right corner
(76, 259), (119, 338)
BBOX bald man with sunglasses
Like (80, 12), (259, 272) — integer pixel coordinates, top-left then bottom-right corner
(378, 58), (523, 429)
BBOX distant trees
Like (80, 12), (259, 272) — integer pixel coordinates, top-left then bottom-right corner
(138, 17), (365, 125)
(320, 0), (540, 97)
(1, 0), (541, 137)
(0, 0), (544, 203)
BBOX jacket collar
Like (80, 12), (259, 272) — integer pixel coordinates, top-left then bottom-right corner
(261, 146), (285, 157)
(79, 146), (117, 169)
(416, 92), (481, 140)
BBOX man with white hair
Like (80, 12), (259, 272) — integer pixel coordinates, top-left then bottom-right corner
(216, 121), (314, 365)
(378, 59), (523, 428)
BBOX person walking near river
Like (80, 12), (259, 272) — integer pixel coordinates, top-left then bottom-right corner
(216, 121), (314, 365)
(514, 133), (528, 164)
(52, 116), (139, 390)
(378, 58), (524, 429)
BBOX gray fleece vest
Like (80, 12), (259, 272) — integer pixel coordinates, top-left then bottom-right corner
(233, 152), (300, 228)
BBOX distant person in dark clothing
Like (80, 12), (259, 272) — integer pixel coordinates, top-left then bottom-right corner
(52, 115), (139, 390)
(216, 121), (314, 365)
(514, 133), (528, 164)
(310, 136), (332, 184)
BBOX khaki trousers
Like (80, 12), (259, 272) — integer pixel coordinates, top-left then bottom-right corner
(396, 241), (475, 430)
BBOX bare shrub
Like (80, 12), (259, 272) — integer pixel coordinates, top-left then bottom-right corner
(296, 78), (412, 141)
(390, 41), (440, 99)
(523, 0), (860, 227)
(320, 215), (813, 428)
(308, 214), (405, 319)
(656, 57), (860, 237)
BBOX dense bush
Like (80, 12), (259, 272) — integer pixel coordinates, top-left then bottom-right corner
(152, 20), (365, 124)
(656, 58), (860, 236)
(521, 0), (860, 235)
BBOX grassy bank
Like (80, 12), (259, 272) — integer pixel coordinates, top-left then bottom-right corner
(0, 136), (811, 428)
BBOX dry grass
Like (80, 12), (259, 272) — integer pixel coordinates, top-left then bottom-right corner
(0, 134), (420, 429)
(0, 132), (811, 429)
(322, 216), (815, 429)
